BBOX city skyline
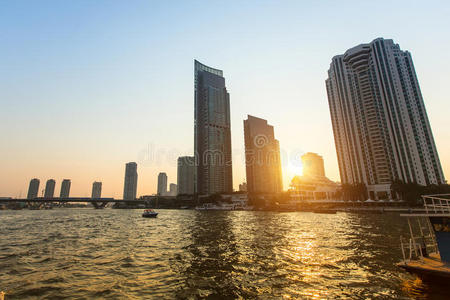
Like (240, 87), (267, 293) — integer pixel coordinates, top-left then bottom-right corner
(1, 1), (450, 197)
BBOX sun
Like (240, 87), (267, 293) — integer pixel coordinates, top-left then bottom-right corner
(288, 161), (303, 177)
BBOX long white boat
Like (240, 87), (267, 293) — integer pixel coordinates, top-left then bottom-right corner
(397, 194), (450, 280)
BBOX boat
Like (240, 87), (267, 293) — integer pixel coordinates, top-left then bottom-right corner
(142, 209), (158, 218)
(397, 194), (450, 280)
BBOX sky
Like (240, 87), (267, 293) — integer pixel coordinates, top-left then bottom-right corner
(1, 0), (450, 198)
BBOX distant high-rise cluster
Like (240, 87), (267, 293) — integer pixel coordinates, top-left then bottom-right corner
(123, 162), (138, 200)
(194, 60), (233, 195)
(326, 38), (445, 198)
(244, 115), (283, 194)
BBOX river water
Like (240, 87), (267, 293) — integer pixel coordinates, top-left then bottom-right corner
(0, 209), (448, 299)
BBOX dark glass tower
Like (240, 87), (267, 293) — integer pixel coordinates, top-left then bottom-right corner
(194, 60), (233, 195)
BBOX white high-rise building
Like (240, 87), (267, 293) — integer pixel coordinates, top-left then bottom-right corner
(123, 162), (138, 200)
(326, 38), (445, 199)
(157, 172), (167, 196)
(177, 156), (195, 195)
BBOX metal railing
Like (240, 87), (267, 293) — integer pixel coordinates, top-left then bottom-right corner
(400, 235), (436, 261)
(422, 194), (450, 214)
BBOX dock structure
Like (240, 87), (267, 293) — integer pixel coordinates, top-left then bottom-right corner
(397, 194), (450, 279)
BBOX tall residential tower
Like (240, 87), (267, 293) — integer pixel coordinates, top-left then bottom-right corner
(326, 38), (444, 199)
(44, 179), (56, 198)
(157, 172), (168, 196)
(60, 179), (71, 198)
(92, 181), (102, 198)
(27, 178), (40, 199)
(194, 60), (233, 195)
(123, 162), (138, 200)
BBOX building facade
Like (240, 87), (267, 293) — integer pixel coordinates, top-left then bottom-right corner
(157, 172), (167, 196)
(123, 162), (138, 200)
(27, 178), (40, 199)
(326, 38), (445, 199)
(44, 179), (56, 198)
(169, 183), (178, 196)
(290, 153), (340, 201)
(92, 181), (102, 198)
(302, 152), (326, 178)
(194, 60), (233, 195)
(60, 179), (71, 198)
(177, 156), (195, 195)
(244, 115), (283, 194)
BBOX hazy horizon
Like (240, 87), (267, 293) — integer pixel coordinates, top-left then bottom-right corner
(1, 0), (450, 198)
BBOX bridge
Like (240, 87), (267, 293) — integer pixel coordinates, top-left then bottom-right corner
(0, 197), (153, 209)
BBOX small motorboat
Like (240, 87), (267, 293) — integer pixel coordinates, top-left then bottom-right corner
(142, 209), (158, 218)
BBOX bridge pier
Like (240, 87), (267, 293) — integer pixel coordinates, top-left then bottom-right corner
(92, 202), (108, 209)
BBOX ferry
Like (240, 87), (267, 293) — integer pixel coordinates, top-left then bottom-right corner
(142, 209), (158, 218)
(397, 194), (450, 280)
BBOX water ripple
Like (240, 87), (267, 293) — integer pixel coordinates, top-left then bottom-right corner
(1, 209), (449, 298)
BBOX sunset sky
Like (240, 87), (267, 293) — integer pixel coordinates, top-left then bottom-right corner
(1, 0), (450, 198)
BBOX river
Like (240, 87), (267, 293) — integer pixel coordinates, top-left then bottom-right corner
(0, 209), (448, 299)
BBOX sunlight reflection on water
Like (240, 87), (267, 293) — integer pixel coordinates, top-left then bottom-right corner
(0, 209), (449, 299)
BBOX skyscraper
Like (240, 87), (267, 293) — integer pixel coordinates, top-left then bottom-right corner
(157, 172), (167, 196)
(326, 38), (445, 199)
(123, 162), (138, 200)
(177, 156), (195, 195)
(169, 183), (178, 196)
(301, 153), (326, 178)
(194, 60), (233, 195)
(27, 178), (40, 199)
(244, 115), (283, 194)
(92, 181), (102, 198)
(44, 179), (56, 198)
(60, 179), (71, 198)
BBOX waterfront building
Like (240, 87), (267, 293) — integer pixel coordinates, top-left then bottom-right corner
(177, 156), (195, 195)
(60, 179), (71, 198)
(326, 38), (445, 199)
(157, 172), (168, 196)
(123, 162), (138, 200)
(27, 178), (40, 199)
(244, 115), (283, 194)
(44, 179), (56, 198)
(169, 183), (178, 196)
(194, 60), (233, 195)
(290, 153), (340, 201)
(92, 181), (102, 198)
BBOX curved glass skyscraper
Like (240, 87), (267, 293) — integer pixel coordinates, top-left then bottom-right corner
(194, 60), (233, 195)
